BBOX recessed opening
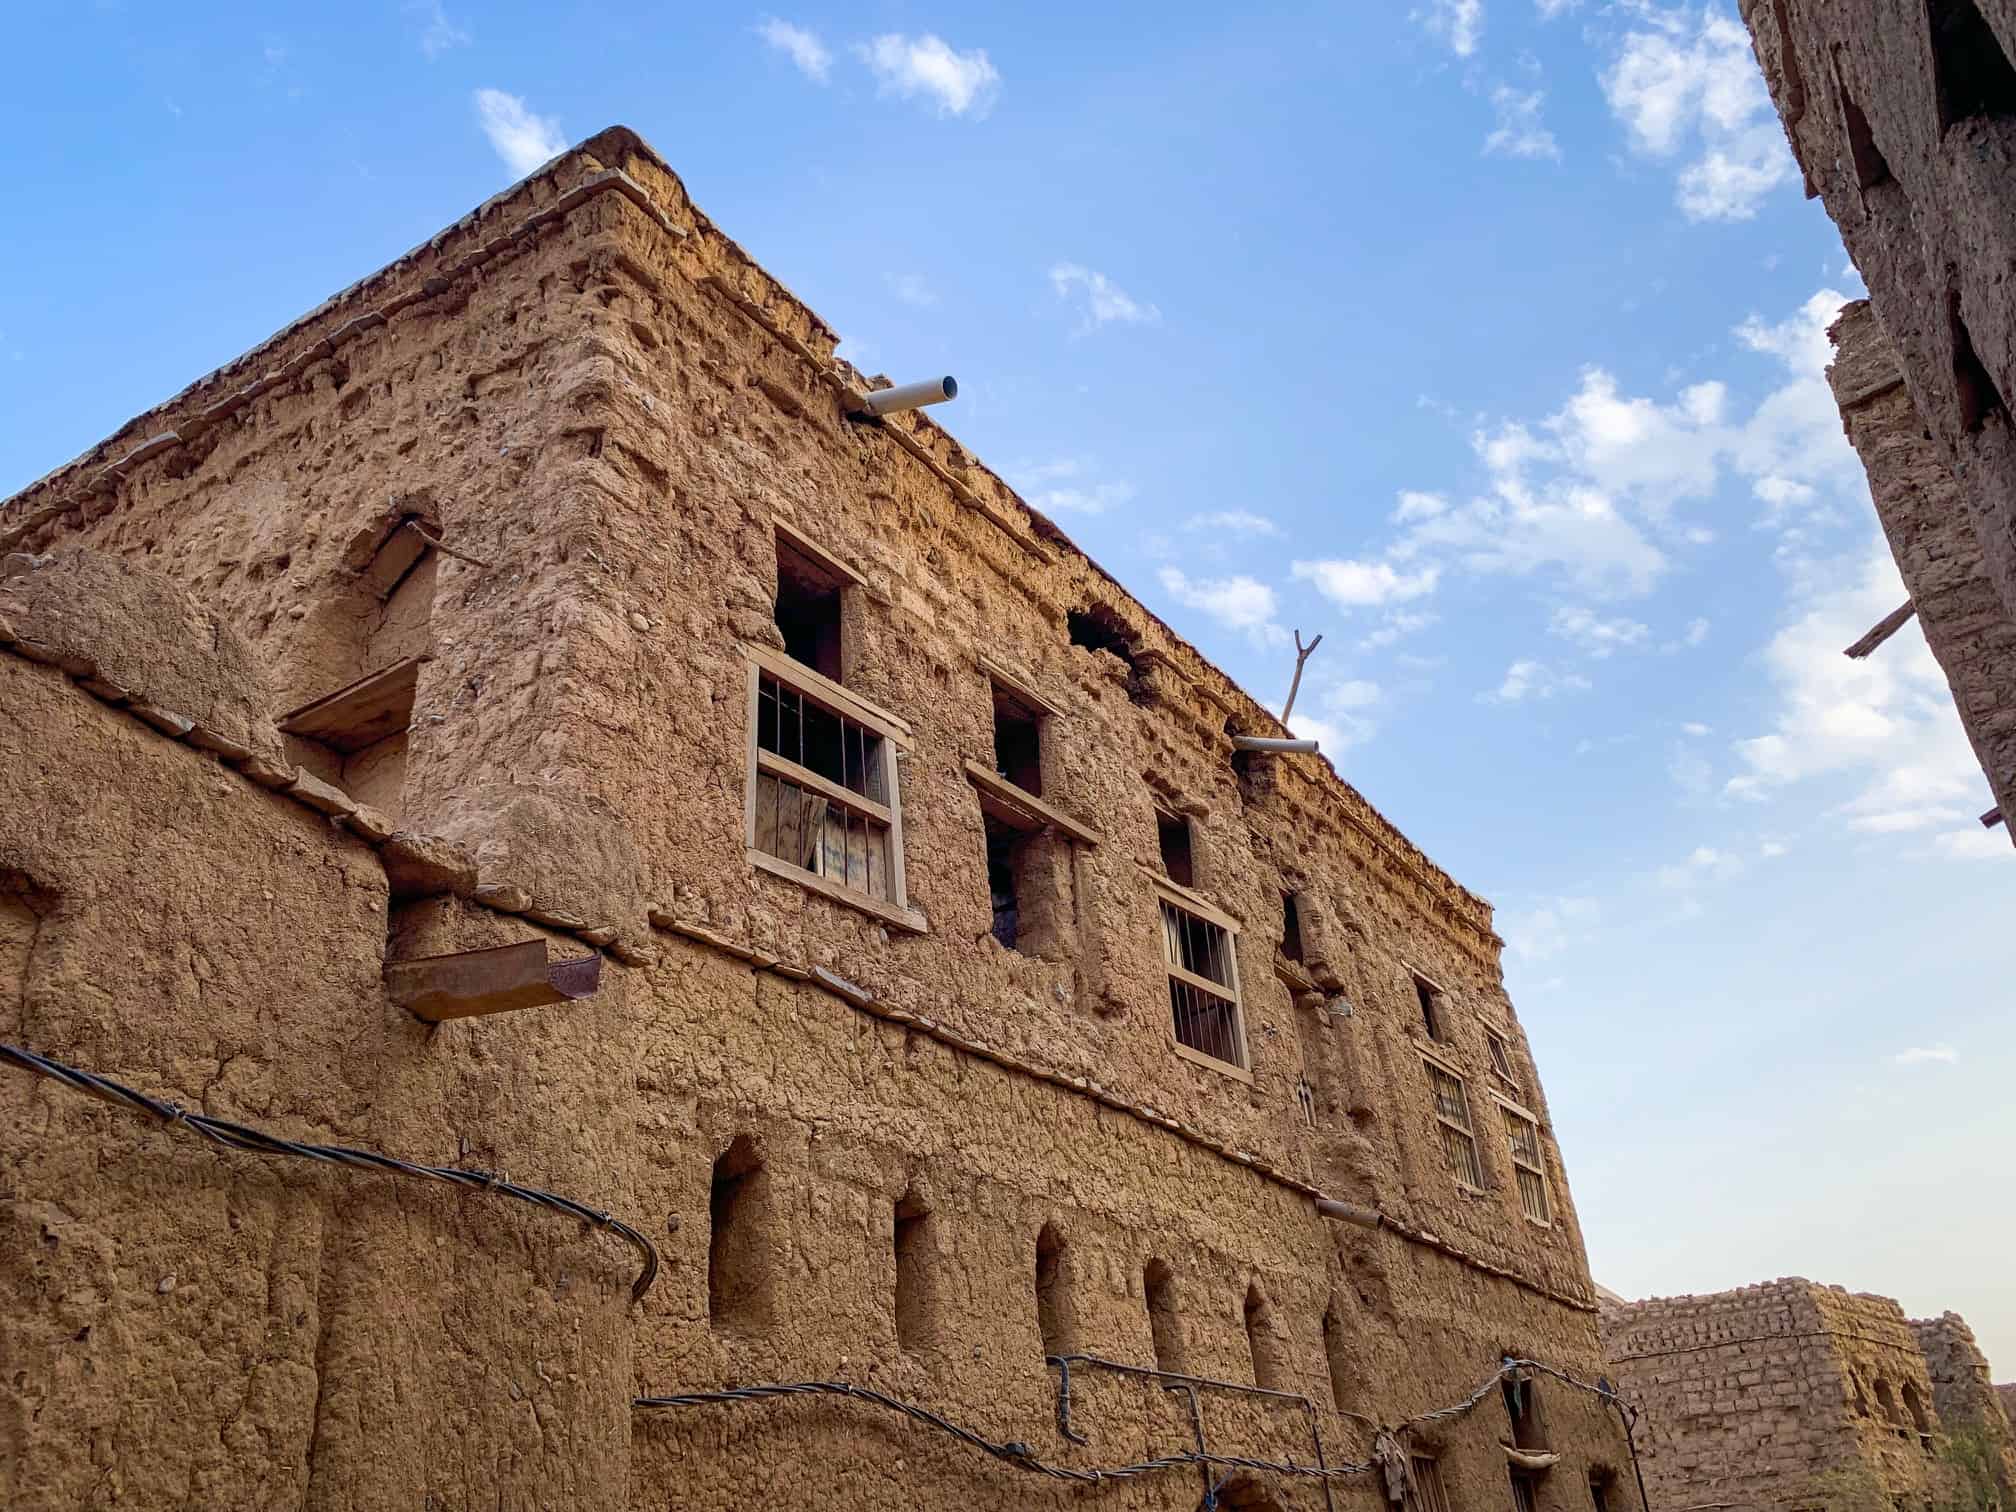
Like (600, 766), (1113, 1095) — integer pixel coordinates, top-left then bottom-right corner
(1876, 1378), (1901, 1422)
(1413, 1456), (1454, 1512)
(1902, 1381), (1932, 1450)
(1591, 1468), (1617, 1512)
(1244, 1282), (1285, 1391)
(1949, 292), (2009, 434)
(893, 1191), (933, 1354)
(1144, 1259), (1185, 1375)
(1281, 892), (1306, 963)
(1067, 604), (1136, 666)
(1840, 81), (1894, 189)
(1853, 1374), (1873, 1417)
(1322, 1302), (1351, 1415)
(984, 814), (1032, 952)
(1414, 975), (1445, 1041)
(775, 533), (845, 682)
(1929, 0), (2016, 131)
(992, 685), (1043, 795)
(1504, 1371), (1550, 1451)
(1510, 1467), (1543, 1512)
(1156, 809), (1195, 889)
(708, 1136), (771, 1334)
(1035, 1222), (1073, 1358)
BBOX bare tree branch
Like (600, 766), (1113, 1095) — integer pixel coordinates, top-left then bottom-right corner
(1279, 629), (1323, 726)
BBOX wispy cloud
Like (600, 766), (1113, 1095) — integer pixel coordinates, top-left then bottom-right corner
(1291, 558), (1441, 609)
(1012, 458), (1135, 515)
(1655, 844), (1744, 889)
(1417, 0), (1485, 56)
(1185, 510), (1280, 537)
(1286, 676), (1384, 752)
(409, 0), (470, 58)
(1049, 263), (1160, 332)
(1158, 567), (1288, 646)
(1486, 658), (1591, 703)
(1550, 605), (1649, 658)
(885, 272), (938, 307)
(758, 18), (832, 82)
(1501, 894), (1600, 962)
(858, 33), (1000, 117)
(1892, 1043), (1960, 1066)
(1485, 86), (1561, 160)
(474, 89), (567, 177)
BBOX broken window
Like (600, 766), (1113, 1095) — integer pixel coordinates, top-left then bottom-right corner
(1929, 0), (2016, 131)
(1035, 1222), (1074, 1358)
(1160, 892), (1247, 1073)
(1949, 291), (2009, 433)
(1144, 1259), (1186, 1375)
(893, 1191), (934, 1354)
(1486, 1029), (1519, 1087)
(1412, 1457), (1455, 1512)
(1244, 1282), (1286, 1390)
(984, 814), (1032, 951)
(1425, 1060), (1486, 1189)
(1503, 1107), (1551, 1224)
(746, 653), (909, 915)
(1415, 974), (1447, 1042)
(1156, 808), (1195, 888)
(774, 531), (846, 682)
(708, 1136), (771, 1334)
(991, 683), (1044, 795)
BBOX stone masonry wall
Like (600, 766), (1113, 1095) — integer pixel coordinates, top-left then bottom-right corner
(1602, 1281), (1951, 1512)
(1, 128), (1631, 1510)
(1826, 297), (2016, 838)
(1911, 1313), (2016, 1506)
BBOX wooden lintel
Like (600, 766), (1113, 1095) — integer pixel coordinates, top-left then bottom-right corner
(962, 759), (1102, 846)
(360, 521), (432, 600)
(1843, 600), (1916, 659)
(385, 938), (602, 1022)
(278, 655), (429, 753)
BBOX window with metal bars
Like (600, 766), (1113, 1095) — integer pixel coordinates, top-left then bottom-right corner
(1503, 1106), (1550, 1224)
(1510, 1468), (1541, 1512)
(1424, 1060), (1485, 1189)
(1160, 895), (1246, 1071)
(750, 668), (899, 903)
(1412, 1456), (1455, 1512)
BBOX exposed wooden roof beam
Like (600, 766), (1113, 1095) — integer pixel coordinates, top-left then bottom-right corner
(1843, 600), (1916, 658)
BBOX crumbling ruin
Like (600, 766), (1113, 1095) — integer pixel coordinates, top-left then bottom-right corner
(0, 129), (1638, 1509)
(1602, 1281), (2016, 1512)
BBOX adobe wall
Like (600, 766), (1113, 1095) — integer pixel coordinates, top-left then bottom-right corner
(1911, 1313), (2016, 1505)
(1742, 0), (2016, 699)
(1, 128), (1631, 1509)
(1826, 298), (2016, 837)
(1601, 1281), (1951, 1512)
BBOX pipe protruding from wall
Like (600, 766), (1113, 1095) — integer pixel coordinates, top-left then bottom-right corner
(1230, 735), (1320, 755)
(854, 376), (957, 418)
(1314, 1198), (1382, 1229)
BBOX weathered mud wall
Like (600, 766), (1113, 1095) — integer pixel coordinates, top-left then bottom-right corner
(1, 127), (1631, 1510)
(1911, 1313), (2016, 1506)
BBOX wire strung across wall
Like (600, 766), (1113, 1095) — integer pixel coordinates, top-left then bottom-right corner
(0, 1041), (660, 1302)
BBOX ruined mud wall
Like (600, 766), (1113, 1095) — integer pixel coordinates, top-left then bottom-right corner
(1826, 298), (2016, 838)
(1743, 0), (2016, 707)
(1602, 1281), (1949, 1512)
(1, 128), (1630, 1510)
(1910, 1313), (2016, 1505)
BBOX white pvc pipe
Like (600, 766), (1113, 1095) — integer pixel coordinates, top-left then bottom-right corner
(1230, 735), (1320, 754)
(1314, 1199), (1382, 1229)
(859, 376), (958, 416)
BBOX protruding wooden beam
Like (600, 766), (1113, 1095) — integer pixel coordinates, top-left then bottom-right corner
(1982, 807), (2005, 830)
(385, 939), (602, 1022)
(1843, 600), (1916, 658)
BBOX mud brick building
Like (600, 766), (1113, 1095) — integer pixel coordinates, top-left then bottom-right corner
(1601, 1282), (2008, 1512)
(1913, 1314), (2016, 1509)
(1741, 0), (2016, 842)
(1, 129), (1637, 1510)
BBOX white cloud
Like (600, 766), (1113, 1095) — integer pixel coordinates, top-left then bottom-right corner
(1656, 844), (1745, 889)
(1486, 86), (1562, 160)
(1535, 0), (1580, 15)
(1501, 895), (1600, 962)
(473, 89), (566, 177)
(1418, 0), (1485, 56)
(1759, 839), (1788, 857)
(1184, 509), (1280, 536)
(1934, 826), (2010, 860)
(1486, 658), (1592, 704)
(1670, 616), (1711, 649)
(1158, 567), (1288, 646)
(886, 272), (938, 307)
(1600, 7), (1796, 220)
(1667, 743), (1712, 796)
(1287, 677), (1385, 751)
(1291, 558), (1441, 609)
(1048, 263), (1160, 332)
(1550, 605), (1650, 658)
(410, 0), (469, 58)
(1012, 458), (1135, 516)
(1681, 721), (1711, 736)
(1359, 610), (1438, 651)
(758, 19), (832, 82)
(1394, 491), (1449, 522)
(858, 33), (1000, 117)
(1892, 1044), (1960, 1066)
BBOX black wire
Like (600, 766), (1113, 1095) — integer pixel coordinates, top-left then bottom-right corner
(0, 1041), (660, 1302)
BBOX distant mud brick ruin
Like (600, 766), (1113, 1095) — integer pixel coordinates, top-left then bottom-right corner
(0, 129), (1640, 1509)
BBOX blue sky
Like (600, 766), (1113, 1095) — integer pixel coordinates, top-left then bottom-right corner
(4, 2), (2011, 1369)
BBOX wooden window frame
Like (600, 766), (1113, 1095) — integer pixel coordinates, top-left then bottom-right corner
(1483, 1025), (1520, 1088)
(1496, 1095), (1552, 1226)
(1413, 1455), (1456, 1512)
(1422, 1053), (1486, 1192)
(741, 642), (926, 934)
(1151, 873), (1251, 1082)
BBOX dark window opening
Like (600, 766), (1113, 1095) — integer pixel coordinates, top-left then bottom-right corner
(775, 534), (845, 682)
(708, 1136), (770, 1334)
(1902, 1382), (1933, 1451)
(1036, 1222), (1072, 1357)
(1415, 975), (1445, 1041)
(1067, 604), (1137, 665)
(1590, 1470), (1616, 1512)
(1145, 1259), (1186, 1374)
(1244, 1282), (1285, 1390)
(992, 687), (1043, 795)
(984, 814), (1030, 951)
(1510, 1468), (1542, 1512)
(1322, 1303), (1351, 1415)
(1840, 83), (1894, 188)
(893, 1191), (933, 1354)
(1281, 892), (1306, 962)
(1929, 0), (2016, 130)
(1950, 292), (2009, 433)
(1503, 1372), (1550, 1451)
(1157, 810), (1195, 888)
